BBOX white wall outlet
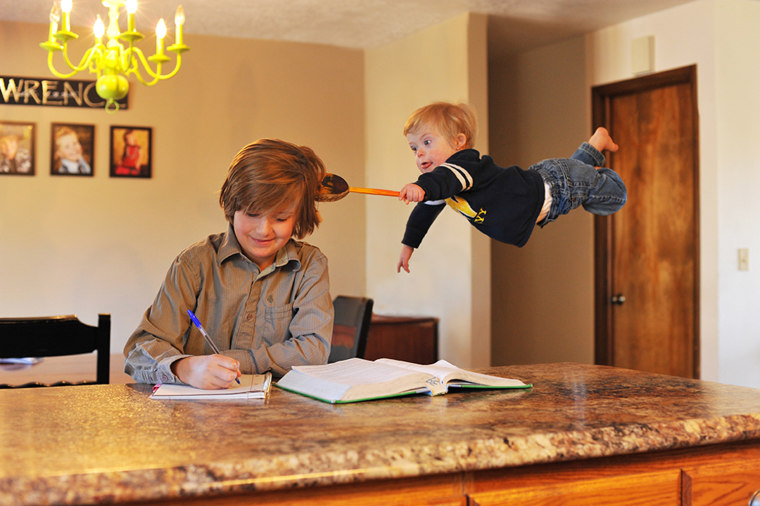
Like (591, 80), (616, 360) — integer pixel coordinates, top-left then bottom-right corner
(738, 248), (749, 271)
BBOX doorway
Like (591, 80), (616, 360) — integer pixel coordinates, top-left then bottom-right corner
(592, 65), (700, 378)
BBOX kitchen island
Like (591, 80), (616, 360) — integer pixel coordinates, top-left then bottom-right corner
(2, 362), (760, 505)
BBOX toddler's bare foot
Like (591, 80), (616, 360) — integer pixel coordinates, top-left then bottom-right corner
(589, 127), (619, 153)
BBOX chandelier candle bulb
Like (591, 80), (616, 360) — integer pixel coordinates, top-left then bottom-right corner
(155, 19), (166, 55)
(126, 0), (137, 33)
(60, 0), (72, 32)
(93, 15), (105, 41)
(47, 4), (59, 44)
(175, 6), (184, 45)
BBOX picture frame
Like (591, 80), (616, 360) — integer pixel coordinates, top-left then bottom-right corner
(0, 120), (35, 176)
(50, 123), (94, 176)
(109, 126), (152, 178)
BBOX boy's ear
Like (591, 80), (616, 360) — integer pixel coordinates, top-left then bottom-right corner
(454, 133), (467, 150)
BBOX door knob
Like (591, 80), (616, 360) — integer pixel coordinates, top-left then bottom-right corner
(611, 294), (626, 305)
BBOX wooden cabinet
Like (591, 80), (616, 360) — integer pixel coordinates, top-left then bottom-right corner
(363, 314), (438, 363)
(466, 441), (760, 506)
(160, 442), (760, 505)
(681, 443), (760, 505)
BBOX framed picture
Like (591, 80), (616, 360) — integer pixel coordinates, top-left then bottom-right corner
(0, 120), (35, 176)
(50, 123), (94, 176)
(109, 126), (152, 178)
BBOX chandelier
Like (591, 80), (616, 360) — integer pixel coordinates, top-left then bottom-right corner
(40, 0), (189, 112)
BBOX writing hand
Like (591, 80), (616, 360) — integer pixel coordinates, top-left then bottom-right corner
(172, 355), (241, 389)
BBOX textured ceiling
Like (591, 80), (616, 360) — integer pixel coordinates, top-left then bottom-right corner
(0, 0), (694, 56)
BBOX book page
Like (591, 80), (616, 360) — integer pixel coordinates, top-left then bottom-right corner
(279, 358), (445, 402)
(291, 358), (421, 384)
(375, 358), (527, 388)
(151, 373), (271, 399)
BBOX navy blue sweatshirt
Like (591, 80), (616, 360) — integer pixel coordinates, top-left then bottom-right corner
(402, 149), (545, 248)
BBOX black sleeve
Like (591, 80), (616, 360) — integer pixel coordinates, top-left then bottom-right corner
(402, 202), (446, 248)
(415, 165), (469, 200)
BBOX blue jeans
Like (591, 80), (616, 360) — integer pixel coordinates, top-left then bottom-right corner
(531, 142), (627, 226)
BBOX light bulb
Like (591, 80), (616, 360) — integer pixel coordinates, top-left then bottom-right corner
(49, 2), (60, 24)
(175, 5), (185, 25)
(126, 0), (137, 14)
(93, 15), (105, 39)
(155, 18), (167, 39)
(61, 0), (72, 13)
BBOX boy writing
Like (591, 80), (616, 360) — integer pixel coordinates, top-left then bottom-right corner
(124, 139), (334, 389)
(397, 102), (626, 273)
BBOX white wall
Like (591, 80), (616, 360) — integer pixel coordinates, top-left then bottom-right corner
(713, 0), (760, 387)
(364, 13), (491, 367)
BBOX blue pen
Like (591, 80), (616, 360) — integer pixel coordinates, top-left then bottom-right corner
(187, 309), (240, 384)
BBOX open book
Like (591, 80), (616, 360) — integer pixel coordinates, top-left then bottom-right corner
(275, 358), (531, 404)
(151, 372), (272, 400)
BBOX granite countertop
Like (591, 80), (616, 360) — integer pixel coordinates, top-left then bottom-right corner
(2, 362), (760, 505)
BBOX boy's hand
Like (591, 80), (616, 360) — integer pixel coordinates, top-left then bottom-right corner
(397, 245), (414, 273)
(172, 354), (241, 389)
(399, 183), (425, 204)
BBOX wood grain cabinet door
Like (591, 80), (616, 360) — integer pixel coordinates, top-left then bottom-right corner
(683, 457), (760, 505)
(466, 465), (682, 505)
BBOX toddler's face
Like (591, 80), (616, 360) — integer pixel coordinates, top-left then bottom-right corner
(56, 133), (83, 162)
(406, 126), (458, 173)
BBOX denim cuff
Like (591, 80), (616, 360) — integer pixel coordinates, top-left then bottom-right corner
(576, 142), (605, 167)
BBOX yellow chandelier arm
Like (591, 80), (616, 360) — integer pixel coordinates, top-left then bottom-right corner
(124, 47), (184, 86)
(44, 44), (103, 79)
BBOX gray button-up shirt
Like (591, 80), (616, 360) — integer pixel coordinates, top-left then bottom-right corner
(124, 224), (333, 384)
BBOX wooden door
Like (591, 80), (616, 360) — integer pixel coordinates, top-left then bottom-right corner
(592, 66), (699, 378)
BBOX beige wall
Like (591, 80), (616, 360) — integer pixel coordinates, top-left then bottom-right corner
(0, 20), (365, 352)
(1, 13), (491, 368)
(489, 36), (593, 366)
(364, 13), (491, 367)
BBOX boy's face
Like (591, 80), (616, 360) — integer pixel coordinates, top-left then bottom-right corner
(406, 125), (459, 174)
(233, 201), (298, 270)
(56, 133), (83, 162)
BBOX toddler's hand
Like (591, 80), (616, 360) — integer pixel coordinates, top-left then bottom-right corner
(397, 245), (414, 273)
(399, 183), (425, 204)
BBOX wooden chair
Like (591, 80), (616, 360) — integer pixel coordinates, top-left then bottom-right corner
(0, 314), (110, 388)
(328, 296), (373, 363)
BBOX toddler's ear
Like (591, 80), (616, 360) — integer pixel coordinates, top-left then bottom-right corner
(454, 133), (467, 150)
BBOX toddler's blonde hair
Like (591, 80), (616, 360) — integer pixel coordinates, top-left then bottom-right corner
(403, 102), (477, 149)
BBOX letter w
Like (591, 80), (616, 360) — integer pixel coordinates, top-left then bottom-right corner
(0, 78), (23, 103)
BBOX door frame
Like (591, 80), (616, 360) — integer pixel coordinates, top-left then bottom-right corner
(591, 65), (701, 377)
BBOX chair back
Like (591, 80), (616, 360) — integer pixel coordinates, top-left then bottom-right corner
(0, 313), (110, 388)
(328, 296), (373, 363)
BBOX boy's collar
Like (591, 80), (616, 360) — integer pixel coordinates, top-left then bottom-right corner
(219, 224), (301, 271)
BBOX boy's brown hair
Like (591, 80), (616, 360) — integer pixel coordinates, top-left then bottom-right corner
(219, 139), (325, 239)
(403, 102), (477, 150)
